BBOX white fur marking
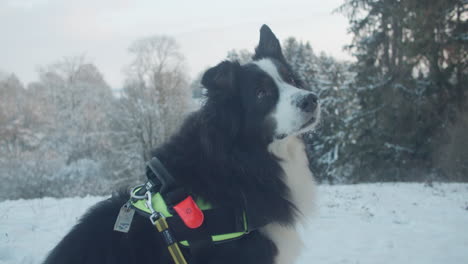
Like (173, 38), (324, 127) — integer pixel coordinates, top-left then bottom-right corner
(263, 136), (316, 264)
(253, 59), (318, 136)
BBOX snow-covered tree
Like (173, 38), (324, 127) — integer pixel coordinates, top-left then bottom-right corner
(226, 49), (253, 64)
(0, 57), (120, 199)
(118, 35), (192, 162)
(282, 37), (318, 90)
(337, 0), (468, 182)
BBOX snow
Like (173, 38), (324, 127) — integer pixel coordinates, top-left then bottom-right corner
(0, 196), (104, 264)
(1, 183), (467, 264)
(298, 183), (468, 264)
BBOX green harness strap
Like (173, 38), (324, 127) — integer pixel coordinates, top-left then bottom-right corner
(130, 189), (248, 247)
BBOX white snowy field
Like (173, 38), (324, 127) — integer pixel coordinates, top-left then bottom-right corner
(1, 183), (467, 264)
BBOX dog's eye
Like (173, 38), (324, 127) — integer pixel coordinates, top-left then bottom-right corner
(256, 87), (269, 99)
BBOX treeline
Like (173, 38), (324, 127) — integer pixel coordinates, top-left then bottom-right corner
(304, 0), (466, 183)
(0, 36), (193, 200)
(1, 0), (466, 200)
(336, 0), (467, 182)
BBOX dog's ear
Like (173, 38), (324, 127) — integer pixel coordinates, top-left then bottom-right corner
(201, 60), (239, 93)
(253, 24), (285, 61)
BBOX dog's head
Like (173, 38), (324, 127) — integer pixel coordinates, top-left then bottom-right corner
(201, 25), (320, 143)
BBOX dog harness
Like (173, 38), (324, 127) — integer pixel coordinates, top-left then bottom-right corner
(114, 157), (261, 264)
(129, 188), (249, 247)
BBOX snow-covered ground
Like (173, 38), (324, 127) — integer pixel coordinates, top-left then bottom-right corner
(1, 183), (467, 264)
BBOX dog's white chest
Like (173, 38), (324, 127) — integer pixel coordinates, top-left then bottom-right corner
(262, 136), (315, 264)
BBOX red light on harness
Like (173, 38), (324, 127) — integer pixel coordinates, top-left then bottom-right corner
(173, 196), (204, 229)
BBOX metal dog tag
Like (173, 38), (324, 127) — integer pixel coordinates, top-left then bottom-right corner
(113, 202), (135, 233)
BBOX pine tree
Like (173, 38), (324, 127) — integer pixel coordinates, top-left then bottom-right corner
(338, 0), (468, 181)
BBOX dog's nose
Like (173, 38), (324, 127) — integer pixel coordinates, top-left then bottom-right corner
(297, 93), (318, 113)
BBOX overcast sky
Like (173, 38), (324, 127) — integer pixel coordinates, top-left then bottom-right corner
(0, 0), (352, 88)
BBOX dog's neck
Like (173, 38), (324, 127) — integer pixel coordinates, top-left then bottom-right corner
(152, 112), (297, 225)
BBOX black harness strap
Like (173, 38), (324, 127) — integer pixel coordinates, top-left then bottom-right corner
(167, 207), (245, 242)
(130, 206), (246, 243)
(185, 222), (213, 264)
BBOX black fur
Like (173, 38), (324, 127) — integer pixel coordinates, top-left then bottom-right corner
(43, 25), (302, 264)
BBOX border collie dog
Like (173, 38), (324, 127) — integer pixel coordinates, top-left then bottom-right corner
(43, 25), (319, 264)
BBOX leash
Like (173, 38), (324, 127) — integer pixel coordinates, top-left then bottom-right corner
(145, 190), (188, 264)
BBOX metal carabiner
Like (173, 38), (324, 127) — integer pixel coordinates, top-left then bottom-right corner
(145, 191), (155, 213)
(129, 184), (147, 200)
(145, 190), (164, 224)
